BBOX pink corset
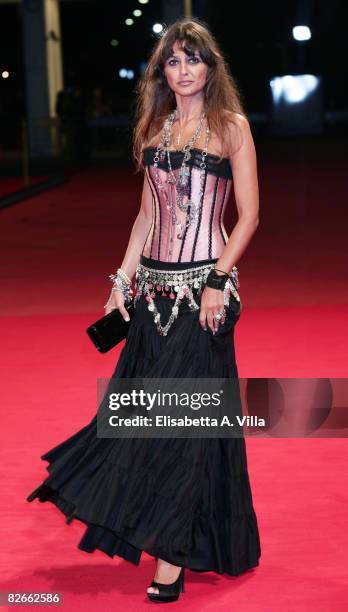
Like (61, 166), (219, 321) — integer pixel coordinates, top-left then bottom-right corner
(142, 147), (233, 263)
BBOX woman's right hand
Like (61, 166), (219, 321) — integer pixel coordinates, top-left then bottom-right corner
(104, 289), (131, 321)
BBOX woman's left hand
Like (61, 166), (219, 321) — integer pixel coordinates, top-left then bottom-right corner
(199, 286), (226, 334)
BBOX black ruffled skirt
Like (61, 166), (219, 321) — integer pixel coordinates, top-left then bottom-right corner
(27, 256), (261, 576)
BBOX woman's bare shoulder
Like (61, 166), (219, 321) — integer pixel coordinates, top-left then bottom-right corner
(223, 110), (251, 155)
(223, 109), (248, 124)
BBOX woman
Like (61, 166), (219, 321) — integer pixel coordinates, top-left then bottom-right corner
(27, 17), (261, 603)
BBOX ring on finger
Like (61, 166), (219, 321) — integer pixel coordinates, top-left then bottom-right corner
(214, 309), (225, 321)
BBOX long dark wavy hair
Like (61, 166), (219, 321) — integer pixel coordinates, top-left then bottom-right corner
(132, 16), (246, 172)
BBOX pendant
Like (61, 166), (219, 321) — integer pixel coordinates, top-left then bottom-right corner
(179, 165), (190, 185)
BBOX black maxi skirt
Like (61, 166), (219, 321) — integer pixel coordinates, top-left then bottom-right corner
(27, 255), (261, 576)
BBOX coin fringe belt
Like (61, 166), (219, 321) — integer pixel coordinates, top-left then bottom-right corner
(134, 261), (241, 336)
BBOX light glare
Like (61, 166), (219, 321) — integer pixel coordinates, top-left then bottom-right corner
(292, 25), (311, 41)
(153, 23), (163, 34)
(270, 74), (319, 104)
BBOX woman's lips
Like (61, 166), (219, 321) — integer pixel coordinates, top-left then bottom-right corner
(178, 81), (193, 85)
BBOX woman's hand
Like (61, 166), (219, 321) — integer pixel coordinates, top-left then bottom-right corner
(104, 289), (131, 321)
(199, 286), (226, 334)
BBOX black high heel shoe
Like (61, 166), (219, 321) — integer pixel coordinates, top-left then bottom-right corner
(147, 566), (185, 603)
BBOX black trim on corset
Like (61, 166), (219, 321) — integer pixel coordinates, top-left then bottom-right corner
(143, 147), (233, 180)
(140, 255), (219, 270)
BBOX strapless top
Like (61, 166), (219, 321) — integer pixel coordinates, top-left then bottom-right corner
(142, 146), (233, 263)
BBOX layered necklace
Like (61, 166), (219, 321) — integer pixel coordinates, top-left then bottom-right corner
(153, 108), (210, 253)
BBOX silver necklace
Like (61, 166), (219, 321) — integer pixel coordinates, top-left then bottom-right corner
(153, 109), (210, 247)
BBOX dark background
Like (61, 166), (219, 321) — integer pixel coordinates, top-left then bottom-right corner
(1, 0), (347, 120)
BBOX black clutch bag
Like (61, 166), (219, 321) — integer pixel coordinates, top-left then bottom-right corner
(86, 300), (135, 353)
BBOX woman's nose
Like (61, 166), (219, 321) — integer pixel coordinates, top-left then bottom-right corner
(179, 62), (189, 76)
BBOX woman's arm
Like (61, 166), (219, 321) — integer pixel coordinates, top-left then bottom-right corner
(199, 113), (259, 332)
(104, 169), (153, 317)
(215, 113), (260, 273)
(118, 168), (153, 280)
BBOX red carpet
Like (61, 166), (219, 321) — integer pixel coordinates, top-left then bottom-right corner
(1, 139), (348, 610)
(0, 176), (48, 199)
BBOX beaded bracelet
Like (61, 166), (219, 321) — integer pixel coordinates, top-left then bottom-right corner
(116, 267), (132, 284)
(108, 267), (133, 302)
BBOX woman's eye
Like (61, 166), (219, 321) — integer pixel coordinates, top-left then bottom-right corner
(168, 57), (200, 66)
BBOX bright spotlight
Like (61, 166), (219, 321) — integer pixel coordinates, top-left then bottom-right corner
(110, 39), (119, 47)
(125, 18), (134, 26)
(153, 23), (163, 34)
(269, 73), (322, 135)
(292, 25), (311, 41)
(119, 68), (128, 78)
(138, 0), (149, 4)
(133, 9), (142, 17)
(1, 71), (9, 79)
(270, 74), (319, 104)
(127, 70), (134, 79)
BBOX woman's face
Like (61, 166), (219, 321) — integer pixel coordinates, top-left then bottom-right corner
(163, 40), (208, 97)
